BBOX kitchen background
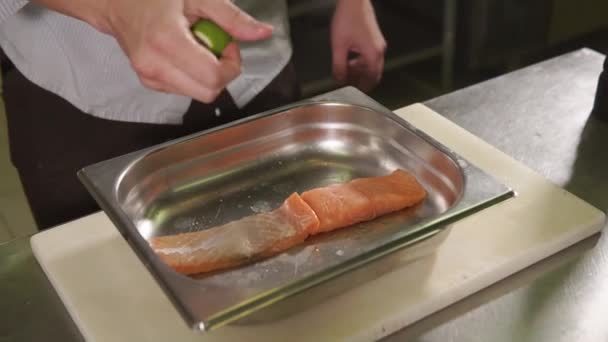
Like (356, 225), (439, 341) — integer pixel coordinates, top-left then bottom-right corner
(1, 0), (607, 242)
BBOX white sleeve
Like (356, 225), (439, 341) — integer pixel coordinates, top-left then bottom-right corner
(0, 1), (27, 25)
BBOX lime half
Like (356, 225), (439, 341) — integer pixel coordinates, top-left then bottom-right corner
(191, 20), (233, 57)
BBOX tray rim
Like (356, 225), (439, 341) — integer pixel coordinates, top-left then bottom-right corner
(78, 86), (514, 331)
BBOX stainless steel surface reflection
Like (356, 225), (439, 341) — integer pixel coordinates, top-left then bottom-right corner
(78, 87), (512, 331)
(117, 102), (463, 237)
(0, 238), (83, 342)
(385, 48), (608, 342)
(0, 49), (604, 342)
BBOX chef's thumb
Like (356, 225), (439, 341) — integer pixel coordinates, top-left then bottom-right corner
(189, 0), (273, 41)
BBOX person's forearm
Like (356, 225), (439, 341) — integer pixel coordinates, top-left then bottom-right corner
(31, 0), (111, 33)
(335, 0), (371, 10)
(331, 0), (385, 92)
(336, 0), (368, 4)
(25, 0), (272, 104)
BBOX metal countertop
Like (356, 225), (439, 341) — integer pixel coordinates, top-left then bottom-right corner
(2, 48), (606, 342)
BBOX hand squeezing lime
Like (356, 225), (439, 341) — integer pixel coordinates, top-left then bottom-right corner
(191, 20), (233, 57)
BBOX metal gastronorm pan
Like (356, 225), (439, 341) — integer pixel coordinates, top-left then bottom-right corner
(78, 87), (513, 331)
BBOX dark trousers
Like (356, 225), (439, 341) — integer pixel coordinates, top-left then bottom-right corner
(592, 56), (608, 121)
(1, 58), (300, 230)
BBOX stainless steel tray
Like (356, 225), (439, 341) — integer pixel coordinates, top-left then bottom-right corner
(78, 87), (513, 331)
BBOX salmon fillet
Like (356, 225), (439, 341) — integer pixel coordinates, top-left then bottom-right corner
(301, 170), (427, 234)
(350, 169), (427, 215)
(150, 193), (319, 275)
(301, 184), (376, 234)
(150, 169), (426, 275)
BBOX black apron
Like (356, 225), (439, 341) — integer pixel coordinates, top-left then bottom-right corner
(592, 56), (608, 121)
(1, 52), (301, 230)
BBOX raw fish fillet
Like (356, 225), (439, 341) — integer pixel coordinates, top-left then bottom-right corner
(301, 183), (376, 234)
(150, 170), (426, 275)
(301, 170), (426, 234)
(151, 193), (319, 275)
(351, 169), (427, 216)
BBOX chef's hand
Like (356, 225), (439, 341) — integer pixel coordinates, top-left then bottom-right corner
(331, 0), (386, 92)
(32, 0), (273, 103)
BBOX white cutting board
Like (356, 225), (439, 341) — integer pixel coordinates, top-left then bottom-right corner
(31, 104), (605, 342)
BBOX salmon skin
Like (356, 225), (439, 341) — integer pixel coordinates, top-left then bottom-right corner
(150, 170), (426, 275)
(150, 193), (319, 275)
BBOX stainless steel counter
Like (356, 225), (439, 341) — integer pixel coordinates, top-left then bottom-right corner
(0, 237), (83, 341)
(1, 48), (606, 342)
(387, 48), (608, 342)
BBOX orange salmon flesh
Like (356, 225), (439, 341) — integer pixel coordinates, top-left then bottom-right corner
(149, 170), (426, 275)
